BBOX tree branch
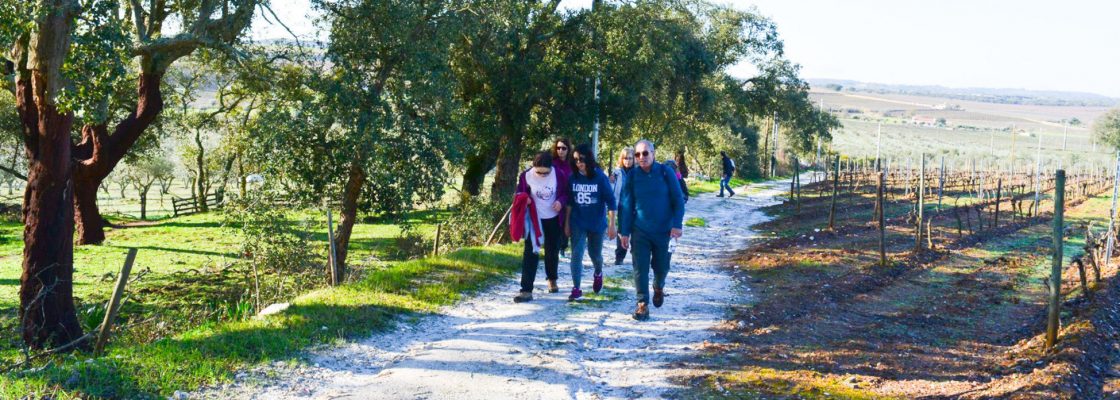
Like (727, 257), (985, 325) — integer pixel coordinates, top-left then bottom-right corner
(128, 0), (148, 41)
(0, 165), (27, 181)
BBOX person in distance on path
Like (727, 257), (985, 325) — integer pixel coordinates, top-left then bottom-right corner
(511, 152), (569, 303)
(610, 148), (635, 266)
(565, 144), (616, 301)
(619, 139), (686, 320)
(718, 151), (736, 198)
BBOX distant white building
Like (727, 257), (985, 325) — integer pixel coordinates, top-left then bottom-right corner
(911, 115), (938, 126)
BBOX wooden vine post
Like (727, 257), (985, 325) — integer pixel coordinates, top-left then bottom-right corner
(878, 170), (887, 267)
(937, 156), (945, 210)
(829, 156), (839, 230)
(994, 178), (1002, 229)
(1106, 151), (1120, 268)
(1045, 170), (1066, 350)
(915, 155), (925, 253)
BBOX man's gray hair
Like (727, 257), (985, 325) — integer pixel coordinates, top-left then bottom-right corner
(635, 139), (655, 152)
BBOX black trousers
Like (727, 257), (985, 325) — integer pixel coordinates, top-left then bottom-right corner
(521, 216), (562, 292)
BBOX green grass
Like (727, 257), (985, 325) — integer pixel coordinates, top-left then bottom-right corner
(691, 367), (902, 400)
(685, 217), (708, 228)
(0, 244), (522, 398)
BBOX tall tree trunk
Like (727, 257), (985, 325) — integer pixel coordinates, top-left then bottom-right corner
(72, 73), (165, 244)
(490, 113), (524, 199)
(17, 10), (86, 348)
(72, 176), (105, 244)
(194, 129), (208, 212)
(461, 148), (496, 198)
(216, 153), (236, 202)
(139, 183), (149, 220)
(333, 163), (366, 280)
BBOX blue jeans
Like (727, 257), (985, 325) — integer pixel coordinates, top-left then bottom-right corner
(719, 174), (734, 196)
(630, 229), (670, 304)
(569, 224), (604, 290)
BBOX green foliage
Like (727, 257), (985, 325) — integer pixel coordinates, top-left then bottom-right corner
(438, 196), (509, 253)
(1092, 108), (1120, 151)
(224, 187), (322, 307)
(59, 0), (131, 122)
(248, 0), (463, 215)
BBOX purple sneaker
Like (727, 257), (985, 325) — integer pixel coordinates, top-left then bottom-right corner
(593, 273), (603, 294)
(568, 287), (583, 301)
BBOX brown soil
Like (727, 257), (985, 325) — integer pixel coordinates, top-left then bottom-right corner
(687, 177), (1120, 399)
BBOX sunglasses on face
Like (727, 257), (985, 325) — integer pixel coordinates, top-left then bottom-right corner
(574, 157), (585, 164)
(635, 151), (652, 158)
(556, 146), (568, 151)
(534, 169), (551, 176)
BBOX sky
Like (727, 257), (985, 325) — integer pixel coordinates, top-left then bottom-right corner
(251, 0), (1120, 97)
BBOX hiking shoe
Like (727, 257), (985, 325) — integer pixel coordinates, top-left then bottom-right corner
(548, 279), (559, 293)
(614, 258), (623, 266)
(653, 287), (664, 308)
(513, 291), (533, 303)
(729, 191), (736, 198)
(593, 273), (603, 294)
(717, 194), (725, 198)
(633, 302), (650, 321)
(568, 287), (583, 301)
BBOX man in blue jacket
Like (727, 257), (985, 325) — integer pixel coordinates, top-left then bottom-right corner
(619, 139), (686, 320)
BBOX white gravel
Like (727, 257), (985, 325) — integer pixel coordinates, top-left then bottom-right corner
(195, 175), (805, 400)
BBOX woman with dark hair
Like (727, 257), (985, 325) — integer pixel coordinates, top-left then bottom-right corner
(511, 151), (569, 303)
(565, 144), (616, 300)
(551, 138), (574, 180)
(551, 137), (574, 256)
(674, 149), (689, 179)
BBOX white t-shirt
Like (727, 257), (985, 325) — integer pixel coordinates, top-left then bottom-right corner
(525, 168), (559, 219)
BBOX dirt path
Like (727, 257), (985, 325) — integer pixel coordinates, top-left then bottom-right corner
(197, 175), (806, 400)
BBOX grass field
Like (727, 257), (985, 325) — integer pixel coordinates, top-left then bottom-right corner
(0, 205), (488, 398)
(810, 89), (1115, 169)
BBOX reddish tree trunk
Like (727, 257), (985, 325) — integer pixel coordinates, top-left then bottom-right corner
(73, 73), (164, 244)
(333, 163), (366, 281)
(18, 75), (85, 349)
(72, 174), (105, 244)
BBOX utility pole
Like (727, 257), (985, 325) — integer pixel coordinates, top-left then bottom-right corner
(590, 0), (603, 159)
(771, 111), (779, 177)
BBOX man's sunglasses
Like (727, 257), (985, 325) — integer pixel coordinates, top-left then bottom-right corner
(635, 151), (652, 158)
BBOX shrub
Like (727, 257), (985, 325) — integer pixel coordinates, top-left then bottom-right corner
(224, 188), (323, 313)
(438, 196), (510, 254)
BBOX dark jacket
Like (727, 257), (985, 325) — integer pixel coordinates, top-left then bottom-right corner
(722, 155), (735, 177)
(568, 167), (616, 232)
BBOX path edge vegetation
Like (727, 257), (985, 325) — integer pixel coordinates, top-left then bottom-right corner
(0, 244), (522, 399)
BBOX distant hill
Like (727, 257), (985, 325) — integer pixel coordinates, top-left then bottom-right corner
(808, 79), (1120, 107)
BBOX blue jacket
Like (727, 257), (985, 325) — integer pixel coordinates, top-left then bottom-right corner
(568, 167), (616, 232)
(619, 162), (685, 236)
